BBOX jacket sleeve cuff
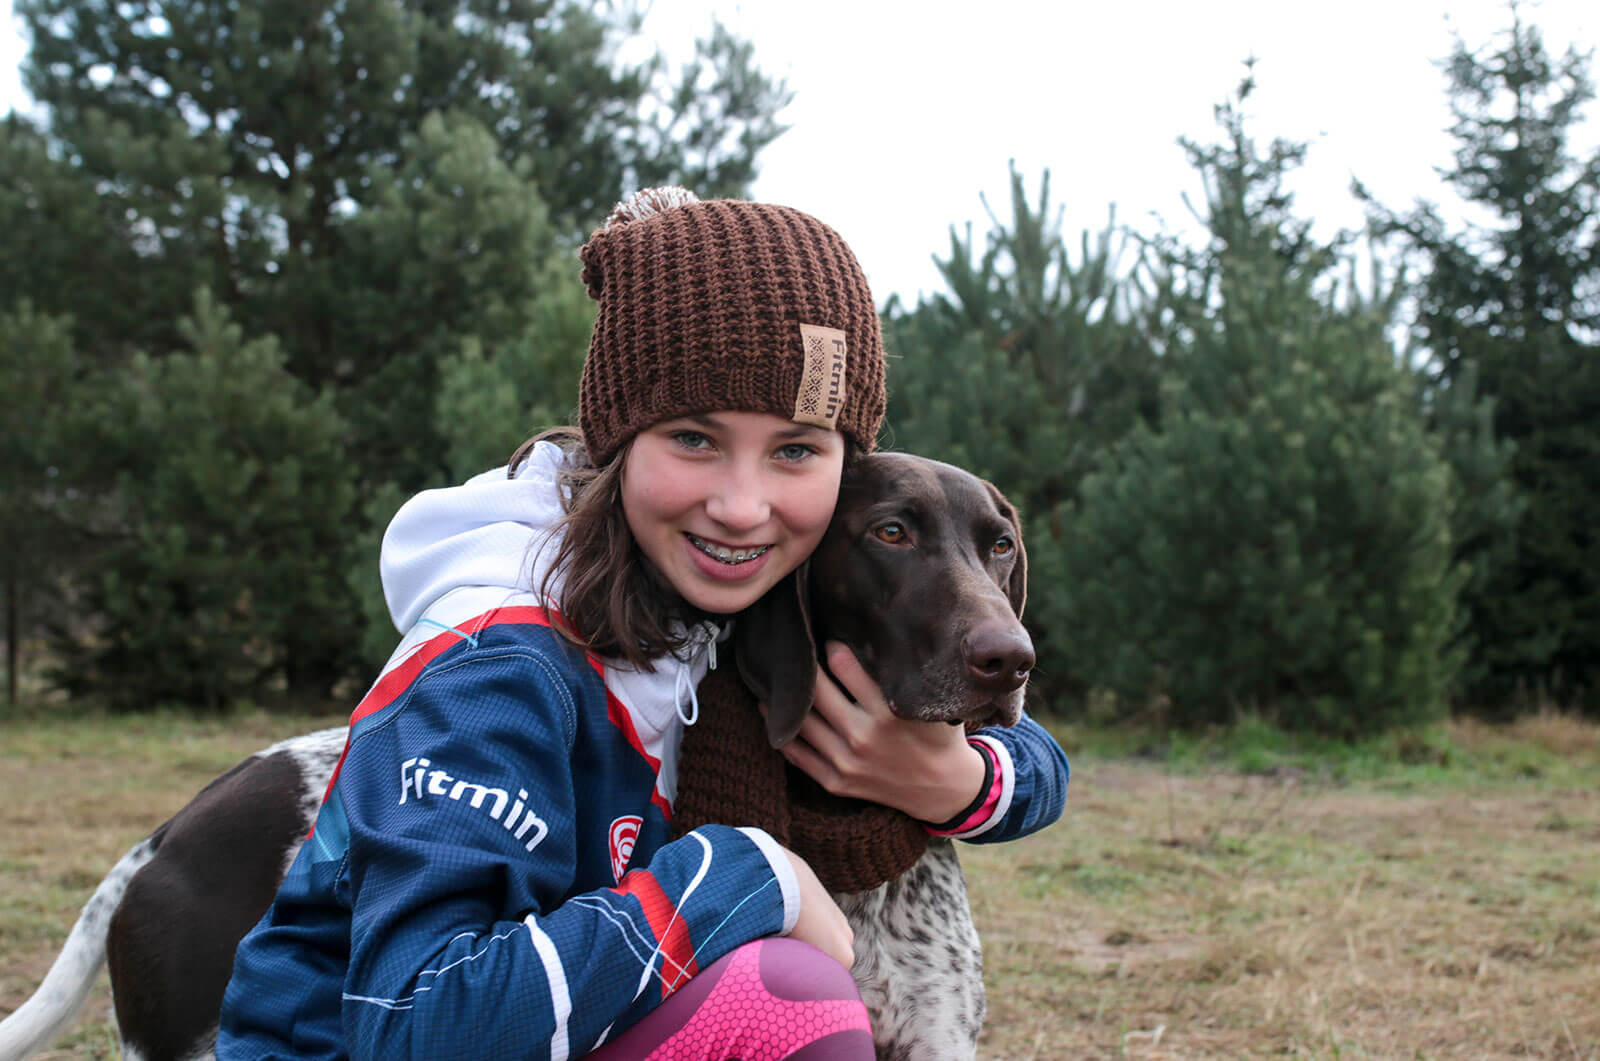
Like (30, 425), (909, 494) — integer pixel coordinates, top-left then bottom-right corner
(924, 736), (1013, 839)
(737, 826), (800, 934)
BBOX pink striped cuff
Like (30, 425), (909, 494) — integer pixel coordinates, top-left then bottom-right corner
(925, 739), (1005, 837)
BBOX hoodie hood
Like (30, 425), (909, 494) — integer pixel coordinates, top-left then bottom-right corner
(381, 441), (570, 634)
(376, 440), (729, 804)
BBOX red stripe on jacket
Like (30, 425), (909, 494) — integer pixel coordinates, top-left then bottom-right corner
(314, 606), (674, 831)
(614, 869), (701, 997)
(588, 655), (675, 821)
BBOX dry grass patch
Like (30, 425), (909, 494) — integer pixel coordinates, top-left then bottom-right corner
(970, 759), (1600, 1059)
(1, 711), (1597, 1059)
(1451, 709), (1600, 761)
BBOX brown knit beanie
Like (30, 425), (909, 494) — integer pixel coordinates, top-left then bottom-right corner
(578, 187), (887, 465)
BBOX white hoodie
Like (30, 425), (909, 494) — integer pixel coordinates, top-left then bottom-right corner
(377, 440), (726, 806)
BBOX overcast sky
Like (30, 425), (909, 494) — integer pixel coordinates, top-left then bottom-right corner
(4, 0), (1596, 304)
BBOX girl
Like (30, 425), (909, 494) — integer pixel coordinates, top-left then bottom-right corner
(218, 188), (1068, 1060)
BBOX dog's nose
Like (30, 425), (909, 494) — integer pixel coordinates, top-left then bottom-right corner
(962, 624), (1035, 692)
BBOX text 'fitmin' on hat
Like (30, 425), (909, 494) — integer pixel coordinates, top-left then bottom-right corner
(578, 187), (887, 465)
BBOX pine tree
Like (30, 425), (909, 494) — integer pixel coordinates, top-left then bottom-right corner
(1421, 361), (1525, 702)
(48, 292), (357, 710)
(1360, 9), (1600, 709)
(345, 244), (596, 669)
(321, 111), (565, 488)
(15, 0), (789, 480)
(884, 164), (1158, 709)
(7, 0), (789, 704)
(1061, 77), (1462, 735)
(0, 116), (138, 357)
(0, 304), (86, 705)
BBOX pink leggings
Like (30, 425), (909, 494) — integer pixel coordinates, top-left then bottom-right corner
(580, 937), (874, 1060)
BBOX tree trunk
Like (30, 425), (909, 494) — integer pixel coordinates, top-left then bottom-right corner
(5, 547), (18, 707)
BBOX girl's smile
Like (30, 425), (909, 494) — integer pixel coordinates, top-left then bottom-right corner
(683, 532), (776, 582)
(621, 410), (845, 615)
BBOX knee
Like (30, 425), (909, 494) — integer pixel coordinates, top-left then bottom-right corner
(753, 937), (862, 1003)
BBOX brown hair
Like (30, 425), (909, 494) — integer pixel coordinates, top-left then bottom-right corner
(510, 428), (685, 670)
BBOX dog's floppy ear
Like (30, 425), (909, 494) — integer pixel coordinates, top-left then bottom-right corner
(985, 480), (1028, 618)
(732, 563), (818, 747)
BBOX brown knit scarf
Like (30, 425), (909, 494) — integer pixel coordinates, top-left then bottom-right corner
(672, 665), (934, 895)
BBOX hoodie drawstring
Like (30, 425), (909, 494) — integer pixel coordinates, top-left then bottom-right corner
(673, 621), (721, 727)
(675, 663), (700, 726)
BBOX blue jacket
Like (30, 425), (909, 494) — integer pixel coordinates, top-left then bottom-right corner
(218, 446), (1069, 1060)
(220, 605), (798, 1060)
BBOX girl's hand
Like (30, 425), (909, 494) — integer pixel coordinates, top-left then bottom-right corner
(781, 847), (854, 969)
(775, 641), (989, 824)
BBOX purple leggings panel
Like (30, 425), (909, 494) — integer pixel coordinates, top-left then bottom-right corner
(580, 937), (874, 1060)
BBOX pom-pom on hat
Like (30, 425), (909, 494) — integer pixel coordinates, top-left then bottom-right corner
(577, 187), (887, 465)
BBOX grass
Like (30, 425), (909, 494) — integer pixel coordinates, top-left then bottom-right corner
(2, 708), (1598, 1059)
(1067, 709), (1600, 791)
(972, 713), (1600, 1059)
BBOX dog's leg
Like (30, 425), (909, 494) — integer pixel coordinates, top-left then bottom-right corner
(838, 841), (985, 1061)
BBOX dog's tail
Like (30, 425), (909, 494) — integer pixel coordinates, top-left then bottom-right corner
(0, 837), (156, 1061)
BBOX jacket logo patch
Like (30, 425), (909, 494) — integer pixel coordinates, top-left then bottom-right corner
(609, 815), (642, 883)
(399, 756), (549, 852)
(795, 323), (847, 429)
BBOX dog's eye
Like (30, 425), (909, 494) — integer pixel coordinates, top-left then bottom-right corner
(873, 522), (907, 545)
(992, 537), (1015, 558)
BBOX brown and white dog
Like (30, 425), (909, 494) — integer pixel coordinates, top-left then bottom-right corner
(0, 453), (1034, 1061)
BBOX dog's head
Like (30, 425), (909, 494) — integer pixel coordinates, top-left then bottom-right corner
(734, 452), (1033, 747)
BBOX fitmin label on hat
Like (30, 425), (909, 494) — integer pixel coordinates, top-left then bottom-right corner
(795, 324), (848, 430)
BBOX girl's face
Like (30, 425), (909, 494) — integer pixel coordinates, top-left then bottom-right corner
(621, 411), (846, 616)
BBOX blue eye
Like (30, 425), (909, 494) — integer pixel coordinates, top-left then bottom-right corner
(777, 443), (816, 462)
(672, 431), (712, 450)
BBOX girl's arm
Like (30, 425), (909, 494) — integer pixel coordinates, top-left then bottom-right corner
(336, 644), (792, 1060)
(779, 642), (1069, 843)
